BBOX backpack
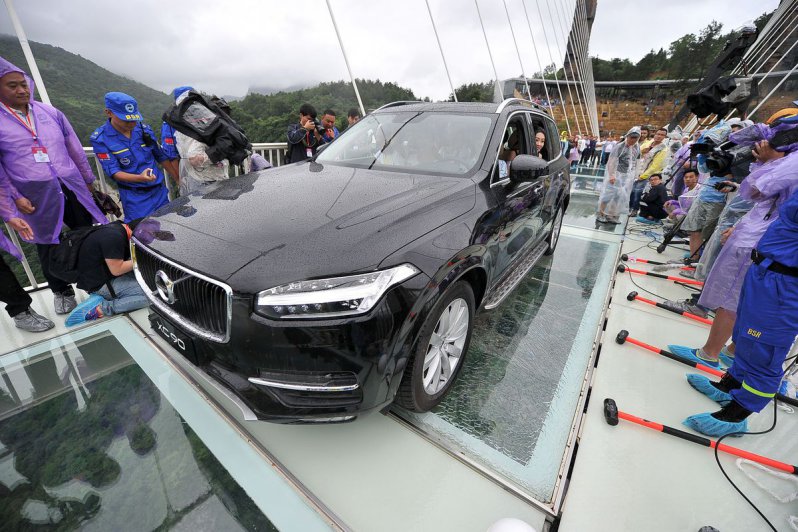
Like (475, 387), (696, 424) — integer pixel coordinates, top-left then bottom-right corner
(49, 222), (124, 284)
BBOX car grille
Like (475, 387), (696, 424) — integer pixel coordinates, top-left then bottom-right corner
(132, 239), (232, 343)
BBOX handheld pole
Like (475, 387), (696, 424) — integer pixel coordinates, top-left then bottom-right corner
(603, 398), (798, 476)
(626, 291), (713, 325)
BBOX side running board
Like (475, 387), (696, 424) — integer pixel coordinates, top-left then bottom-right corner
(482, 241), (548, 310)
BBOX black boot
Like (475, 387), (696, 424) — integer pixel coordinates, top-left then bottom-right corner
(711, 373), (742, 394)
(711, 400), (753, 423)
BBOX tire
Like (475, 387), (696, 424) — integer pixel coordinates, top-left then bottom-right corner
(544, 205), (564, 256)
(395, 281), (475, 412)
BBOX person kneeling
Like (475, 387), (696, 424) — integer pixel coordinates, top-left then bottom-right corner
(636, 174), (668, 224)
(66, 221), (148, 326)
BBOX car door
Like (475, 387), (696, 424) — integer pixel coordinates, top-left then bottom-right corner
(489, 111), (544, 281)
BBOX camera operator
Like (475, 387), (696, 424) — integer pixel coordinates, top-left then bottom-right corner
(286, 103), (323, 163)
(319, 109), (340, 145)
(668, 112), (798, 375)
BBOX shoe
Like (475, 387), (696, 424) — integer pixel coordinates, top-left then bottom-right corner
(679, 269), (696, 279)
(13, 309), (55, 332)
(65, 295), (105, 327)
(667, 344), (721, 368)
(719, 347), (735, 368)
(54, 292), (77, 314)
(606, 216), (621, 224)
(629, 209), (638, 217)
(661, 299), (709, 318)
(635, 216), (662, 225)
(686, 374), (732, 405)
(596, 214), (608, 223)
(683, 412), (747, 437)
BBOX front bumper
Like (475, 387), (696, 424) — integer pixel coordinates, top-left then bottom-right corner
(149, 274), (429, 423)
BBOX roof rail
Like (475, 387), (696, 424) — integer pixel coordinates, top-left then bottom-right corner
(495, 98), (548, 115)
(374, 101), (425, 112)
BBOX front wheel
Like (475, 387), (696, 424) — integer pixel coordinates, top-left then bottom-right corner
(544, 206), (564, 255)
(395, 281), (475, 412)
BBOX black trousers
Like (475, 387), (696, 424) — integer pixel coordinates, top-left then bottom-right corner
(1, 255), (32, 317)
(36, 185), (95, 294)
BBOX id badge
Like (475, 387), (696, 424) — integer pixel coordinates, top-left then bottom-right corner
(32, 147), (50, 163)
(306, 148), (313, 158)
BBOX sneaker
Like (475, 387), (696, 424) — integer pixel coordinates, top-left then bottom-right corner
(596, 213), (608, 223)
(65, 295), (105, 327)
(54, 292), (77, 314)
(661, 299), (709, 318)
(679, 269), (696, 279)
(13, 309), (55, 332)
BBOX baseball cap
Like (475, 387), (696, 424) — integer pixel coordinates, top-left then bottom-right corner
(172, 85), (193, 100)
(105, 92), (142, 122)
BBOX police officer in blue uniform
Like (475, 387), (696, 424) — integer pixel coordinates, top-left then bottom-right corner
(684, 183), (798, 437)
(90, 92), (177, 222)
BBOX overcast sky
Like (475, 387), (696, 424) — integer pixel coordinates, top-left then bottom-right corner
(0, 0), (779, 101)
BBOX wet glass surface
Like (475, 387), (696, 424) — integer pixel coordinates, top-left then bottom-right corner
(397, 233), (618, 503)
(0, 330), (278, 531)
(563, 193), (626, 234)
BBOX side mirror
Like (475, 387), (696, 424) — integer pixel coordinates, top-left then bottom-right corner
(509, 154), (548, 182)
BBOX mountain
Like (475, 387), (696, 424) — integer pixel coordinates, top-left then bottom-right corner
(0, 34), (172, 143)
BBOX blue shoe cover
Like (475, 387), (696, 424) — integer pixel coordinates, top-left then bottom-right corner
(636, 216), (661, 225)
(719, 352), (735, 368)
(683, 412), (747, 437)
(667, 345), (721, 368)
(686, 374), (731, 405)
(65, 294), (104, 327)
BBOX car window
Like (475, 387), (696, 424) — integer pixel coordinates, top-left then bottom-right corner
(493, 113), (529, 181)
(316, 111), (494, 176)
(528, 115), (551, 161)
(545, 119), (561, 161)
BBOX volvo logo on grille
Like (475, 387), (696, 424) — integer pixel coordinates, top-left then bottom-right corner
(154, 270), (177, 304)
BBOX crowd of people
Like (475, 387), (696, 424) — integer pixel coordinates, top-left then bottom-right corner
(592, 107), (798, 438)
(0, 56), (360, 332)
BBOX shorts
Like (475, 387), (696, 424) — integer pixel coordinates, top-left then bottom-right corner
(681, 199), (724, 234)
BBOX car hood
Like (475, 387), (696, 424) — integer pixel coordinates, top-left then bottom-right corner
(135, 162), (475, 292)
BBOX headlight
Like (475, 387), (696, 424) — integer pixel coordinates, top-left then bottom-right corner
(255, 264), (420, 319)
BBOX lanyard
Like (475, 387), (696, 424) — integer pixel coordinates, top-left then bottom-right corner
(1, 102), (37, 140)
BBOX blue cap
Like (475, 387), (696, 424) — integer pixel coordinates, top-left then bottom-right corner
(172, 86), (193, 100)
(104, 92), (142, 122)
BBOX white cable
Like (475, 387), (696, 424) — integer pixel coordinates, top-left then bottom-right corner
(544, 0), (584, 134)
(748, 60), (798, 118)
(735, 459), (798, 504)
(325, 0), (365, 116)
(502, 0), (531, 100)
(424, 0), (457, 102)
(521, 0), (554, 116)
(532, 0), (571, 134)
(552, 0), (589, 133)
(474, 0), (502, 101)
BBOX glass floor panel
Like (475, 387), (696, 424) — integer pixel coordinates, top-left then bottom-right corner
(0, 319), (331, 531)
(396, 232), (618, 503)
(563, 193), (627, 235)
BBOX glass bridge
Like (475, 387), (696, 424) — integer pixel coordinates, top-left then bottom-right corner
(0, 179), (625, 531)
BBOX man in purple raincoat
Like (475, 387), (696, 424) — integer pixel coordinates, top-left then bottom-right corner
(0, 57), (106, 315)
(1, 179), (54, 331)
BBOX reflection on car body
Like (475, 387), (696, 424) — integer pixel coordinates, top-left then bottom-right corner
(132, 99), (570, 423)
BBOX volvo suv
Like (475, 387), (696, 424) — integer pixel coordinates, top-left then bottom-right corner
(132, 99), (570, 423)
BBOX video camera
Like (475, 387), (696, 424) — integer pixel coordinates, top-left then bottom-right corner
(689, 124), (798, 180)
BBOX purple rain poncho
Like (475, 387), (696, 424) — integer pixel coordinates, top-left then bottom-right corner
(698, 150), (798, 312)
(0, 58), (105, 245)
(0, 178), (23, 261)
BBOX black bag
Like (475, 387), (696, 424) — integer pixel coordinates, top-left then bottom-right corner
(49, 222), (124, 284)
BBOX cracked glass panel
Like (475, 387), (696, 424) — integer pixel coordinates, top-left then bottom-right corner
(397, 233), (618, 503)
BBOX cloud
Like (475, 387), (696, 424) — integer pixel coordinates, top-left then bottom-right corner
(0, 0), (777, 100)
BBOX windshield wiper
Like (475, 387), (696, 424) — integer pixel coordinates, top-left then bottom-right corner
(367, 112), (423, 170)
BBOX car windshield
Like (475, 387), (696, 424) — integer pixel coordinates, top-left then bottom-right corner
(316, 111), (494, 176)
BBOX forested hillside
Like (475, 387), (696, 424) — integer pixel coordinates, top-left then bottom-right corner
(0, 35), (172, 143)
(229, 80), (418, 142)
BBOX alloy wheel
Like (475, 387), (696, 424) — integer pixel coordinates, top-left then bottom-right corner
(422, 298), (469, 395)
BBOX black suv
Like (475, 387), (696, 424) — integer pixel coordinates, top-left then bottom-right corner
(132, 99), (569, 423)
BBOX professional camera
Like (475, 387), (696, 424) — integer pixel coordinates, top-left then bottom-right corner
(313, 117), (327, 135)
(690, 124), (798, 180)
